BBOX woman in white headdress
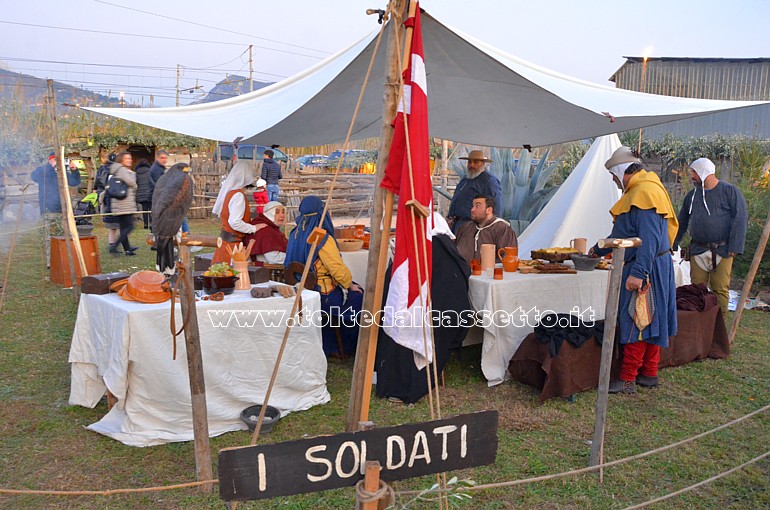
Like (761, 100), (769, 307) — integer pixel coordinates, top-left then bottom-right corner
(246, 201), (288, 265)
(211, 161), (265, 264)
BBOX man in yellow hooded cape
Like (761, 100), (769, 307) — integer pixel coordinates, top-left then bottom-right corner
(590, 147), (678, 395)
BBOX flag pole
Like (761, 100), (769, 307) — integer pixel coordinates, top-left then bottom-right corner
(346, 0), (412, 432)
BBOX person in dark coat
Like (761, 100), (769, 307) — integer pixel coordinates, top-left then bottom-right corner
(260, 149), (283, 201)
(134, 159), (153, 229)
(375, 213), (472, 404)
(590, 147), (678, 394)
(447, 150), (502, 234)
(673, 157), (747, 316)
(31, 152), (81, 215)
(31, 152), (82, 267)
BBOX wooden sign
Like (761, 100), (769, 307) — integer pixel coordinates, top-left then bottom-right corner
(218, 410), (498, 501)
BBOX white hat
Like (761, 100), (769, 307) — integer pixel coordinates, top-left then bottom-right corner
(256, 178), (267, 188)
(688, 158), (716, 215)
(689, 158), (716, 182)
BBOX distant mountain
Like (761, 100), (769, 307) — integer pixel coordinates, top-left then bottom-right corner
(193, 74), (273, 104)
(0, 68), (122, 108)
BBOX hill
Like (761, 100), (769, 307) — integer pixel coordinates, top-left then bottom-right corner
(193, 74), (273, 104)
(0, 68), (121, 107)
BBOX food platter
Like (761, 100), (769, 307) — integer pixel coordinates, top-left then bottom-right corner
(531, 247), (580, 263)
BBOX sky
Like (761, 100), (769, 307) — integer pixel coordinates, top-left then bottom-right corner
(1, 0), (769, 107)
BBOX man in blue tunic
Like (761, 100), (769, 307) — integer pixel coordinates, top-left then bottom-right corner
(673, 158), (747, 315)
(590, 147), (678, 394)
(447, 150), (501, 234)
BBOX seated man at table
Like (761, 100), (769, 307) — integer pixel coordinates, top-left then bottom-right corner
(455, 195), (517, 264)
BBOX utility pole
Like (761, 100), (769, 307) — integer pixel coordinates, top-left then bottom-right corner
(176, 64), (181, 107)
(249, 45), (254, 92)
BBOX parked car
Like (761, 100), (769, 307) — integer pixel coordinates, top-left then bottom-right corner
(295, 154), (329, 169)
(327, 149), (370, 160)
(213, 144), (290, 163)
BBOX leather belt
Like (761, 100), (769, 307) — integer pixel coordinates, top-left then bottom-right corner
(219, 229), (243, 243)
(692, 241), (727, 271)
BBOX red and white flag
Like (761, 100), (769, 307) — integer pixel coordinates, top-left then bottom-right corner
(380, 3), (434, 367)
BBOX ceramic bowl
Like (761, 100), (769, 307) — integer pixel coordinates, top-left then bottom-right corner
(240, 404), (281, 434)
(570, 254), (600, 271)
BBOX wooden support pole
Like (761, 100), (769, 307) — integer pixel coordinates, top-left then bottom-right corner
(46, 80), (79, 299)
(58, 147), (88, 277)
(729, 204), (770, 343)
(346, 0), (407, 432)
(145, 233), (219, 248)
(590, 245), (626, 473)
(590, 237), (641, 472)
(178, 246), (214, 492)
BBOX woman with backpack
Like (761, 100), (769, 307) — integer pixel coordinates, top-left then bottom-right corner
(107, 151), (139, 255)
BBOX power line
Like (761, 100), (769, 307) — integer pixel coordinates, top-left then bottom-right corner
(0, 20), (325, 59)
(94, 0), (332, 56)
(0, 56), (289, 78)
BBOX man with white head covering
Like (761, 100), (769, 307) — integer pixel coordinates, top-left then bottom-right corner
(590, 147), (678, 394)
(447, 150), (502, 234)
(673, 157), (747, 315)
(211, 160), (266, 264)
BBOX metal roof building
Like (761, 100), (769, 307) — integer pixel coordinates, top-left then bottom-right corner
(610, 57), (770, 139)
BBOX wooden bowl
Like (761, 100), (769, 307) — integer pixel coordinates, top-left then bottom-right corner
(337, 238), (364, 252)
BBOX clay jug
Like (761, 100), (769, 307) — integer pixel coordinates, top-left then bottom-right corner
(233, 261), (251, 290)
(498, 246), (519, 272)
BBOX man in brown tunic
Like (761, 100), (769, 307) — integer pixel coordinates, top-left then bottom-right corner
(455, 195), (517, 263)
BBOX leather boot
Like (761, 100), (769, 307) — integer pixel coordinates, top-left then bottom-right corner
(636, 375), (659, 388)
(109, 243), (120, 256)
(608, 379), (636, 395)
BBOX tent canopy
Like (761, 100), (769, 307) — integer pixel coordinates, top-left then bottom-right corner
(85, 10), (767, 148)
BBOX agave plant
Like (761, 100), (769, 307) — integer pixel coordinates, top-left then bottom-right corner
(449, 146), (560, 234)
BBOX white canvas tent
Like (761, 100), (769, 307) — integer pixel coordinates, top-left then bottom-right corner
(518, 135), (621, 256)
(84, 10), (767, 149)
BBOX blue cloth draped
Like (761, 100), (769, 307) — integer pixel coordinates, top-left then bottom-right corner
(285, 196), (336, 270)
(593, 206), (677, 347)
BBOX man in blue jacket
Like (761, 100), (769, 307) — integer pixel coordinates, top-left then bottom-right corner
(31, 152), (82, 267)
(447, 150), (501, 234)
(261, 149), (283, 201)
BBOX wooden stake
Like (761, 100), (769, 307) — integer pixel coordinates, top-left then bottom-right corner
(590, 236), (642, 471)
(178, 246), (214, 492)
(729, 204), (770, 343)
(46, 80), (79, 299)
(589, 245), (626, 472)
(346, 0), (408, 432)
(358, 461), (384, 510)
(58, 146), (88, 277)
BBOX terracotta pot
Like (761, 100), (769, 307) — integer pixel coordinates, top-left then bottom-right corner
(498, 246), (519, 272)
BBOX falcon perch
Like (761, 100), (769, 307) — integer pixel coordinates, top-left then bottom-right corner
(152, 163), (193, 275)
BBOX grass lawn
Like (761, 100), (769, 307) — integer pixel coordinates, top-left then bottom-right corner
(0, 219), (768, 509)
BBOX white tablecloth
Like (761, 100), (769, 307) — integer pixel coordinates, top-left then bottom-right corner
(68, 284), (330, 446)
(341, 249), (370, 284)
(468, 268), (610, 386)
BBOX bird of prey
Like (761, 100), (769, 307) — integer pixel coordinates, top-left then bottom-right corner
(152, 163), (193, 275)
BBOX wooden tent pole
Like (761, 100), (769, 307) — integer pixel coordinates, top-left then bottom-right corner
(58, 146), (88, 277)
(46, 80), (79, 299)
(178, 245), (214, 492)
(729, 204), (770, 343)
(590, 237), (642, 473)
(346, 0), (409, 432)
